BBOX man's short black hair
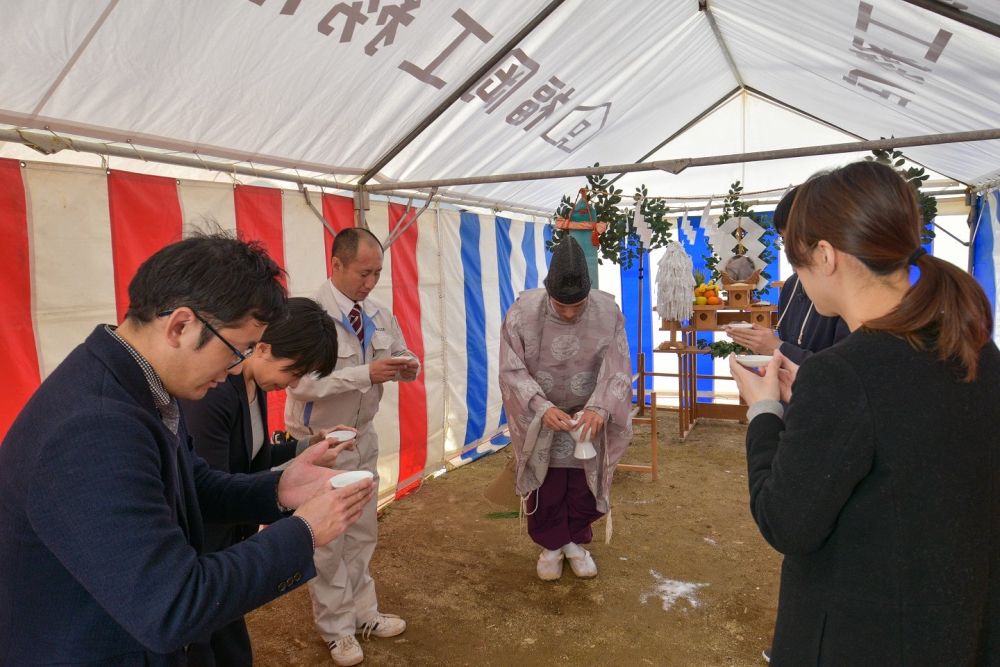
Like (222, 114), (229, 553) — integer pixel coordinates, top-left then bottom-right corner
(331, 227), (382, 264)
(772, 186), (799, 234)
(261, 297), (338, 377)
(125, 233), (287, 344)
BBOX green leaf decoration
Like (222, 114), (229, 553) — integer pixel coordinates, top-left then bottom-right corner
(549, 169), (674, 268)
(868, 147), (938, 244)
(696, 338), (752, 358)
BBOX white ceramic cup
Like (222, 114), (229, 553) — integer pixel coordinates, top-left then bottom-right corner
(325, 429), (356, 443)
(734, 354), (773, 368)
(573, 440), (597, 460)
(329, 470), (374, 489)
(570, 412), (597, 460)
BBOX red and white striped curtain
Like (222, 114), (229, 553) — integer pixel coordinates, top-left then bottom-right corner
(0, 159), (445, 500)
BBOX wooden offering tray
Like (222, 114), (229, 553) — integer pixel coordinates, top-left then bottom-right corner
(658, 318), (688, 349)
(749, 302), (778, 327)
(723, 282), (753, 309)
(681, 302), (778, 331)
(690, 304), (724, 330)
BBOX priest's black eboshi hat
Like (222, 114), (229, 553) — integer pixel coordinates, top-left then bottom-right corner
(544, 235), (591, 304)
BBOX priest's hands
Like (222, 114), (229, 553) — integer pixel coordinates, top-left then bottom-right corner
(542, 407), (604, 440)
(575, 409), (604, 441)
(543, 407), (575, 432)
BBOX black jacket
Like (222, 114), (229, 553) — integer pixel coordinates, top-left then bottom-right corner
(180, 375), (298, 552)
(775, 273), (850, 364)
(747, 330), (1000, 665)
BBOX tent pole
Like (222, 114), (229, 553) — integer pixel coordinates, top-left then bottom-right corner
(608, 87), (740, 188)
(0, 128), (554, 218)
(365, 128), (1000, 192)
(699, 0), (745, 88)
(0, 128), (358, 191)
(637, 247), (644, 400)
(357, 0), (567, 186)
(900, 0), (1000, 38)
(3, 126), (975, 218)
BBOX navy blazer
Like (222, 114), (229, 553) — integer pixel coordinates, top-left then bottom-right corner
(775, 273), (850, 364)
(0, 327), (316, 666)
(180, 375), (298, 552)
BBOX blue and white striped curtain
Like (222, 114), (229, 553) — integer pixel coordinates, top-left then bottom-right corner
(971, 189), (1000, 346)
(444, 211), (552, 462)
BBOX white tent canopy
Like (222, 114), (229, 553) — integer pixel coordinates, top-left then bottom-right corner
(2, 0), (998, 211)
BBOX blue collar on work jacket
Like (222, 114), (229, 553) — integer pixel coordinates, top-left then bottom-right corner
(329, 282), (380, 359)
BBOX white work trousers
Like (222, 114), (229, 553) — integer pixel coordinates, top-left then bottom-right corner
(309, 432), (380, 641)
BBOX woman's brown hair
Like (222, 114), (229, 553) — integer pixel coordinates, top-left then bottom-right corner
(784, 160), (992, 381)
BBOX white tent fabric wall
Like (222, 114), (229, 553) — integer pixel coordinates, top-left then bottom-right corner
(437, 208), (555, 461)
(23, 162), (117, 375)
(612, 93), (886, 203)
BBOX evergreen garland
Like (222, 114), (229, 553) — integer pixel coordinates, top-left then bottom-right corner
(551, 165), (672, 269)
(865, 148), (938, 245)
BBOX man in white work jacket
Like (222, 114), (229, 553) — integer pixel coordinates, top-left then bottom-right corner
(285, 227), (419, 667)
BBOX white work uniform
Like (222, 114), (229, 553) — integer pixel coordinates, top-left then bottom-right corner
(285, 280), (418, 642)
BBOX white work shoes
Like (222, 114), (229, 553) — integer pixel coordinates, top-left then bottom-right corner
(359, 612), (407, 639)
(328, 635), (364, 666)
(536, 548), (564, 580)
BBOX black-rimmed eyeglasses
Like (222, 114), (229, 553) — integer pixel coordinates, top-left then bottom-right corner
(158, 308), (254, 370)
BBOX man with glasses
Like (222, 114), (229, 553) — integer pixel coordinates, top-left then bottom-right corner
(158, 307), (257, 369)
(0, 234), (373, 666)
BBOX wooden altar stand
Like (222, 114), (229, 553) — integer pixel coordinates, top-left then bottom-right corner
(617, 352), (660, 480)
(656, 288), (775, 439)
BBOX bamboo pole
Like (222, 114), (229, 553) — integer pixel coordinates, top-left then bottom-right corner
(0, 128), (554, 217)
(366, 128), (1000, 192)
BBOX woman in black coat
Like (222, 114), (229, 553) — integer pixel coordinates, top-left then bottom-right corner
(181, 297), (356, 667)
(730, 161), (1000, 666)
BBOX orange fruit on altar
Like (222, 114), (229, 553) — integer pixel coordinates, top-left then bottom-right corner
(706, 296), (722, 305)
(704, 290), (716, 300)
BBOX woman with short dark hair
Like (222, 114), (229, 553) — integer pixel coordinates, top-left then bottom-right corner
(182, 296), (356, 667)
(731, 160), (1000, 665)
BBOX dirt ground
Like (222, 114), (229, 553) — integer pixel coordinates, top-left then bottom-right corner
(247, 412), (782, 666)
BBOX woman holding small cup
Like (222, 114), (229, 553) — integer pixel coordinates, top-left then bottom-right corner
(730, 160), (1000, 665)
